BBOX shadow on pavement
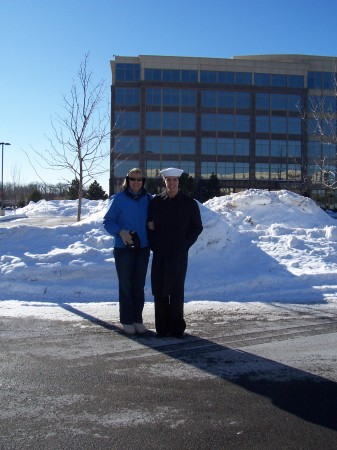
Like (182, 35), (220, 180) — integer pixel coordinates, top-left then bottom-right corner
(61, 303), (337, 432)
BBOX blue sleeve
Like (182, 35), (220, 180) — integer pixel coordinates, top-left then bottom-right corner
(103, 195), (121, 237)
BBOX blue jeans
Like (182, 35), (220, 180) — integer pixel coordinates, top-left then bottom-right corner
(113, 247), (150, 325)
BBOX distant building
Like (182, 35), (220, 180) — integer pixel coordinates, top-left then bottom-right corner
(110, 54), (337, 207)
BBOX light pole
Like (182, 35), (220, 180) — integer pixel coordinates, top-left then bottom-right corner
(0, 142), (11, 214)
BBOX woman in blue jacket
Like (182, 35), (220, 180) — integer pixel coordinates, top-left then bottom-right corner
(103, 168), (151, 335)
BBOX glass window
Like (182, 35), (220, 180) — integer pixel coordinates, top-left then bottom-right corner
(179, 160), (195, 177)
(181, 90), (196, 106)
(256, 163), (270, 179)
(200, 71), (217, 83)
(255, 73), (270, 86)
(271, 74), (287, 87)
(115, 111), (139, 129)
(256, 116), (270, 133)
(145, 161), (161, 179)
(202, 113), (217, 131)
(235, 162), (249, 179)
(114, 136), (139, 154)
(144, 68), (161, 81)
(287, 164), (301, 180)
(163, 89), (180, 106)
(256, 93), (270, 110)
(236, 92), (250, 108)
(236, 115), (250, 132)
(256, 139), (270, 157)
(180, 137), (195, 154)
(308, 141), (322, 159)
(115, 64), (140, 82)
(308, 72), (322, 89)
(201, 91), (217, 107)
(146, 112), (161, 129)
(180, 113), (195, 130)
(218, 72), (235, 84)
(271, 163), (285, 179)
(115, 88), (140, 106)
(288, 75), (304, 88)
(218, 91), (235, 108)
(162, 137), (180, 154)
(271, 94), (287, 111)
(201, 138), (217, 155)
(236, 139), (250, 155)
(114, 159), (139, 177)
(201, 161), (217, 178)
(322, 72), (335, 90)
(288, 117), (302, 134)
(271, 140), (287, 157)
(271, 116), (287, 133)
(163, 69), (180, 82)
(146, 88), (161, 105)
(221, 114), (235, 132)
(162, 112), (180, 130)
(236, 72), (252, 85)
(288, 141), (302, 158)
(181, 70), (198, 82)
(146, 136), (161, 154)
(288, 94), (301, 111)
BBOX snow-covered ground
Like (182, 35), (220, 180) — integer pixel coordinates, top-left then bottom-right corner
(1, 189), (337, 321)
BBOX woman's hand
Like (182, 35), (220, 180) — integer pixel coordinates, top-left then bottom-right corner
(119, 229), (133, 245)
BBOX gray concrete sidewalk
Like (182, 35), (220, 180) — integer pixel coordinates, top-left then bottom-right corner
(1, 307), (337, 449)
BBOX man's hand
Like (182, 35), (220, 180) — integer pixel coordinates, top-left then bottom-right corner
(119, 229), (133, 245)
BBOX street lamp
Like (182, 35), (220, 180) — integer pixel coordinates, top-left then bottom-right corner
(0, 142), (11, 213)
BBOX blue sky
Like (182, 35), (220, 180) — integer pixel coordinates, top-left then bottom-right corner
(1, 0), (337, 193)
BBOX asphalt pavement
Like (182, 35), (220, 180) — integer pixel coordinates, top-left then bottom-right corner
(1, 305), (337, 450)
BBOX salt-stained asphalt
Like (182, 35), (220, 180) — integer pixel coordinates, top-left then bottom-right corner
(1, 306), (337, 449)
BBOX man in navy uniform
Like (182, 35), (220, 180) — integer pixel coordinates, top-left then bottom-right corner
(147, 168), (203, 337)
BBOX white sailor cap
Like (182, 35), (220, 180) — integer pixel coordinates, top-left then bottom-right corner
(160, 167), (184, 178)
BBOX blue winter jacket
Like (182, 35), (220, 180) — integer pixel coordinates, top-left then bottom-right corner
(103, 189), (152, 248)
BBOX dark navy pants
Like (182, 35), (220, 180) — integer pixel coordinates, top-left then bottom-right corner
(114, 247), (150, 325)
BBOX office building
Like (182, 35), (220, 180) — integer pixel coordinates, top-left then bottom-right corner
(110, 54), (337, 206)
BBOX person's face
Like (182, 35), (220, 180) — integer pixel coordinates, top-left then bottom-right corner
(164, 176), (179, 197)
(128, 172), (144, 193)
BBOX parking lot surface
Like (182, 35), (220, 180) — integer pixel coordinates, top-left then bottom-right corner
(1, 305), (337, 449)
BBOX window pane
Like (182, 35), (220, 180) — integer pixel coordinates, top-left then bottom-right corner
(271, 116), (287, 133)
(288, 117), (302, 134)
(255, 73), (270, 86)
(271, 74), (287, 87)
(163, 89), (180, 106)
(256, 139), (270, 156)
(256, 116), (270, 133)
(256, 93), (270, 110)
(114, 136), (139, 154)
(308, 72), (322, 89)
(236, 92), (250, 108)
(146, 88), (161, 105)
(288, 94), (301, 111)
(146, 112), (161, 129)
(271, 94), (287, 111)
(288, 75), (304, 88)
(144, 68), (161, 81)
(202, 91), (217, 107)
(115, 111), (139, 129)
(115, 88), (140, 106)
(236, 72), (252, 85)
(236, 115), (250, 132)
(181, 90), (196, 106)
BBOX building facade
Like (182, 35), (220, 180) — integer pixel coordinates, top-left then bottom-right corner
(110, 54), (337, 206)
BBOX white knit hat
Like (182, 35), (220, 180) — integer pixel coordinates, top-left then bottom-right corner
(160, 167), (184, 177)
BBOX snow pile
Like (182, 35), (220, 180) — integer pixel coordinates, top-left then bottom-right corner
(1, 189), (337, 305)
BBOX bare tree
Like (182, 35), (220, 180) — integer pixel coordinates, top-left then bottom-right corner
(299, 70), (337, 192)
(36, 53), (111, 221)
